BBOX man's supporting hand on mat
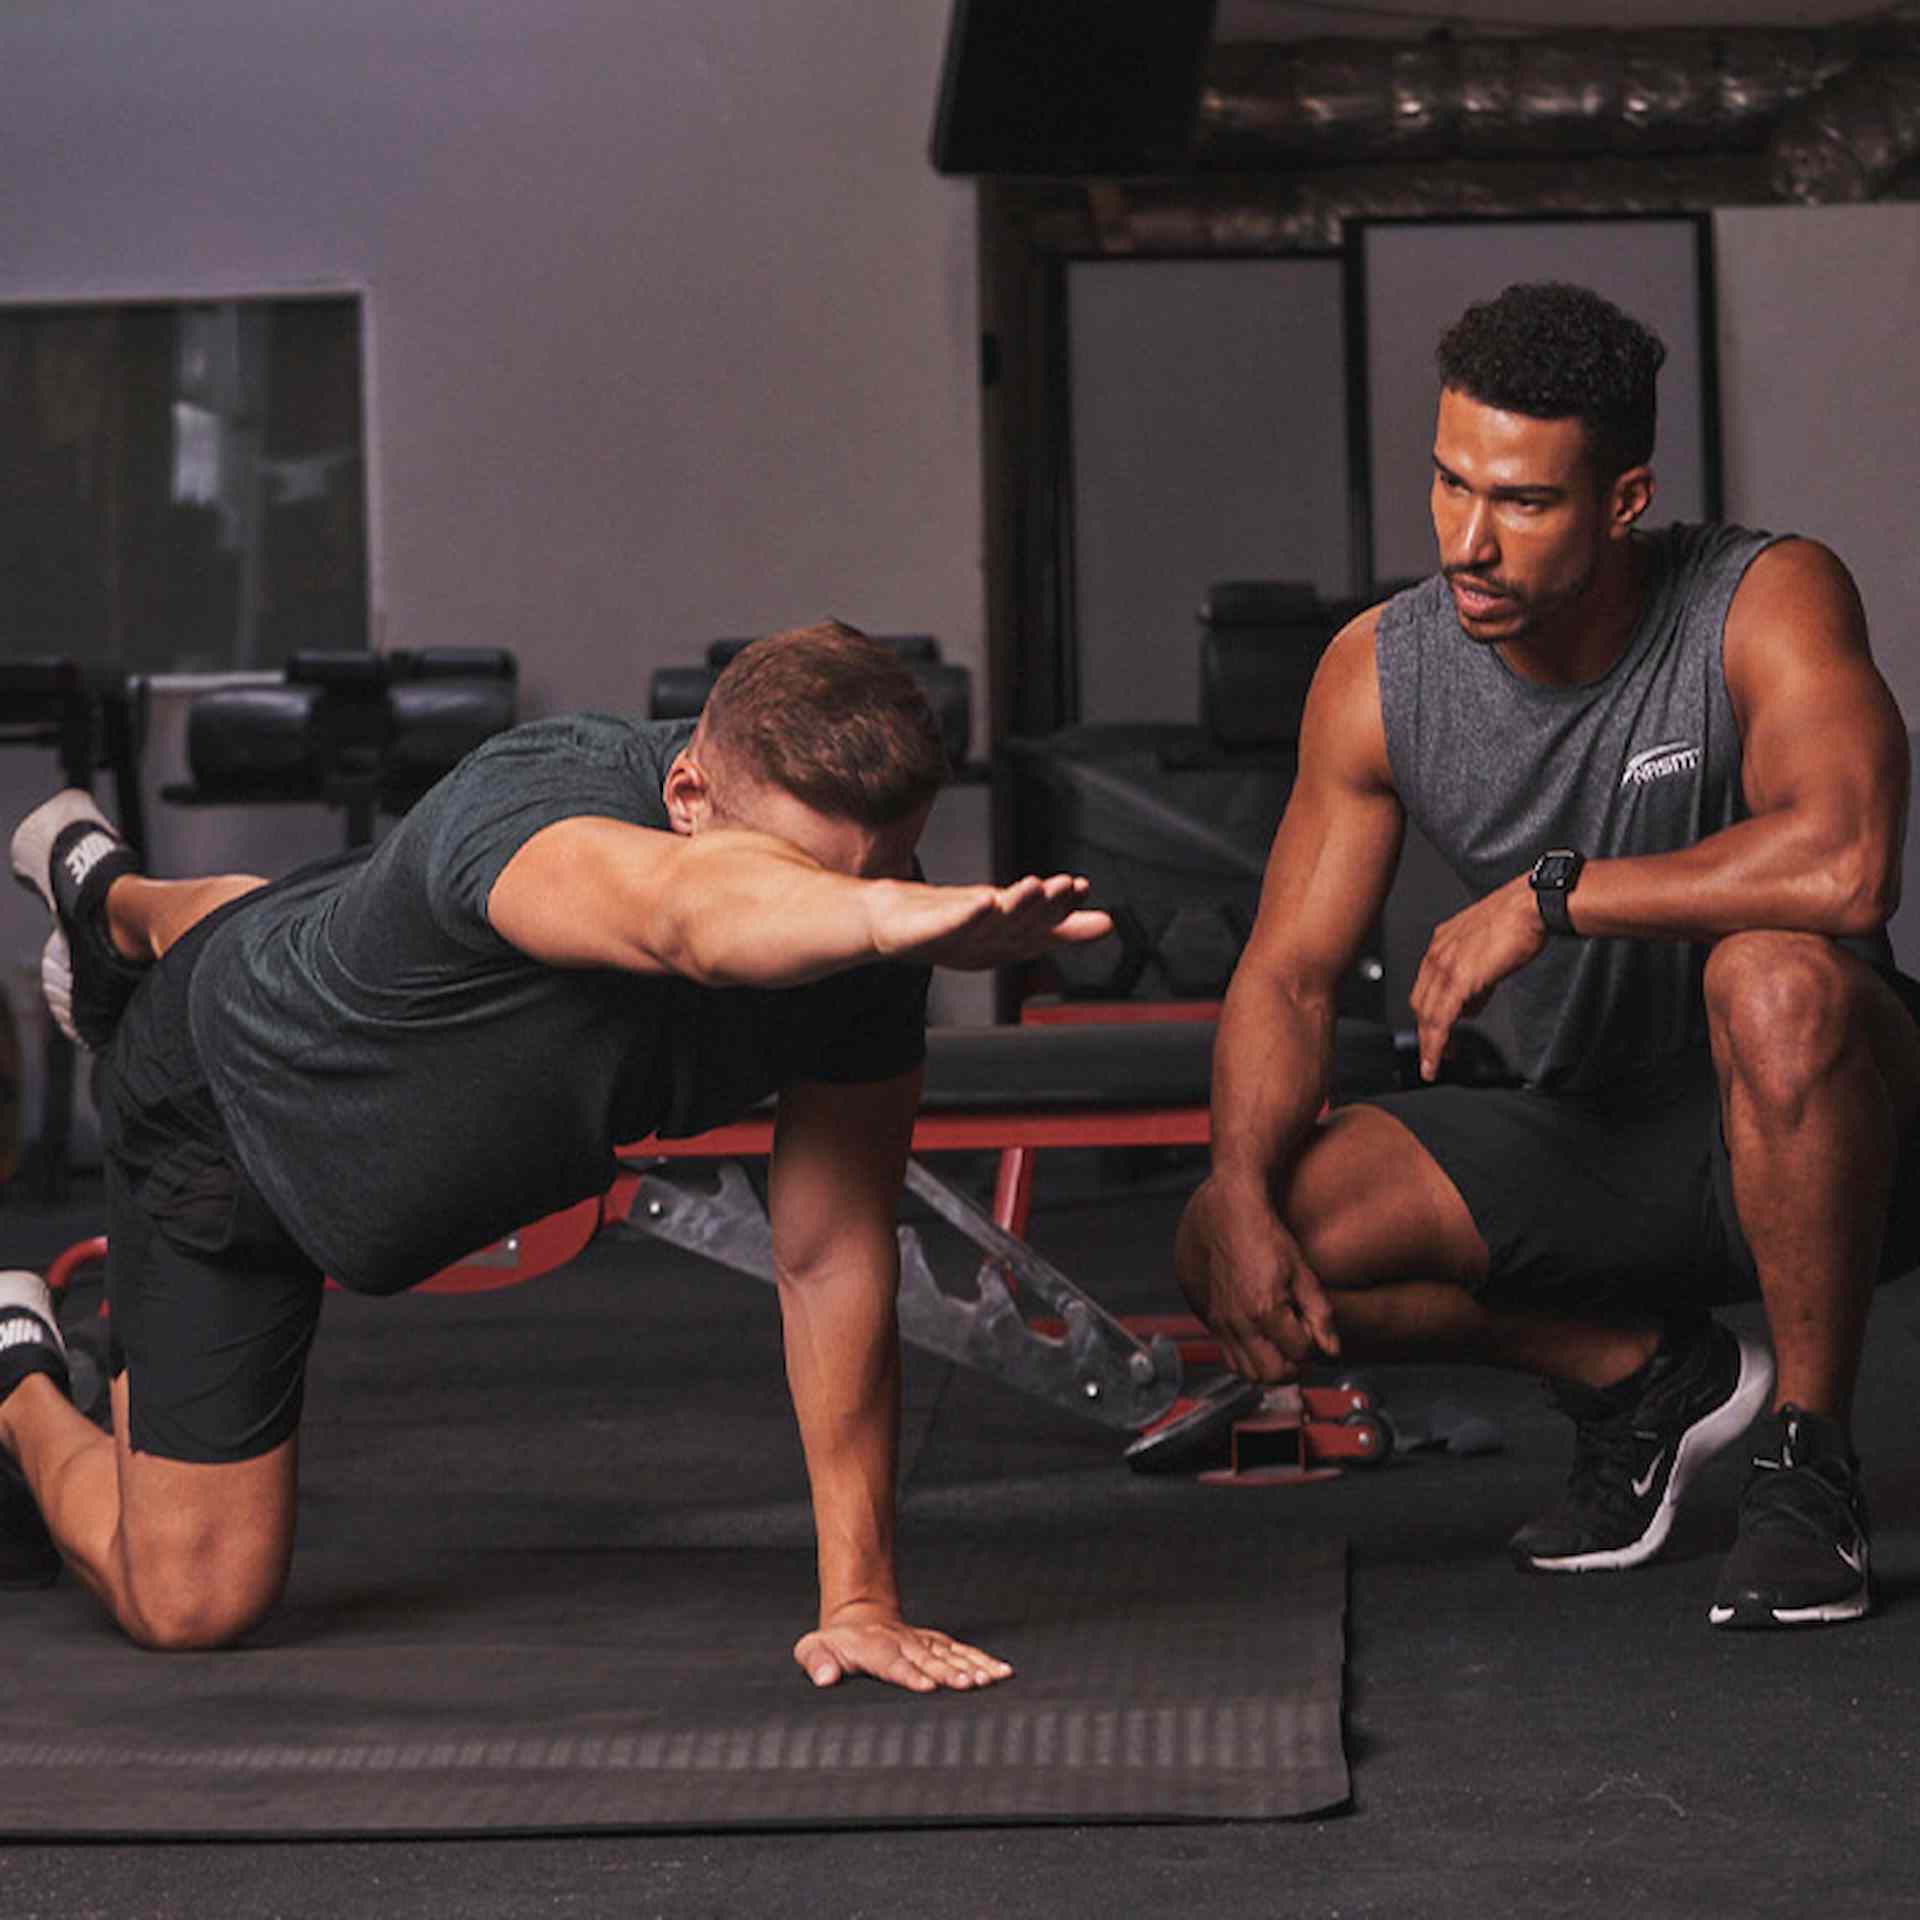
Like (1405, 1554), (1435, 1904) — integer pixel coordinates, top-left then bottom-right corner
(796, 1603), (1013, 1694)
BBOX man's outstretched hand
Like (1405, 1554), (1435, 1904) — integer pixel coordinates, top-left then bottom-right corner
(794, 1603), (1015, 1694)
(871, 873), (1112, 972)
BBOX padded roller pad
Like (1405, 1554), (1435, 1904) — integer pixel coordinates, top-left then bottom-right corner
(1200, 625), (1330, 751)
(383, 679), (519, 784)
(288, 649), (391, 690)
(1199, 579), (1320, 626)
(186, 684), (326, 790)
(646, 665), (713, 722)
(396, 647), (517, 682)
(187, 677), (518, 798)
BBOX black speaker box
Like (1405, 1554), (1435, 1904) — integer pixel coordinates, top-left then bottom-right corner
(929, 0), (1218, 177)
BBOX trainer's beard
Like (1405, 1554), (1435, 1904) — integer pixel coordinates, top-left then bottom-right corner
(1445, 557), (1598, 649)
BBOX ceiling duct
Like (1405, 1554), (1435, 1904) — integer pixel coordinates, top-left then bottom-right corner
(1198, 13), (1920, 204)
(1771, 47), (1920, 198)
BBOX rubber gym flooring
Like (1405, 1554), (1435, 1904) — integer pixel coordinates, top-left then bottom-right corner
(3, 1150), (1918, 1919)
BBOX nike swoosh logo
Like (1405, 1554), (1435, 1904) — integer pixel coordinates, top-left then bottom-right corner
(1837, 1541), (1868, 1575)
(1631, 1450), (1668, 1499)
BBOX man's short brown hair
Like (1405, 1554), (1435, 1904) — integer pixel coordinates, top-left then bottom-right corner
(697, 621), (950, 827)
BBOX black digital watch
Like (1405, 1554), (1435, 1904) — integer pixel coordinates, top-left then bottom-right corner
(1529, 848), (1585, 936)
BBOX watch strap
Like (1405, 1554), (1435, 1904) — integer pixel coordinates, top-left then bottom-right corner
(1529, 848), (1585, 936)
(1535, 881), (1576, 936)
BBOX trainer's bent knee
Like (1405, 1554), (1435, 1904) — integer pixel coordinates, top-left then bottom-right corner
(1705, 932), (1860, 1099)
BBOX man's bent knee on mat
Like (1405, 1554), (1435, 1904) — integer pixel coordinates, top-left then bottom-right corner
(2, 624), (1113, 1682)
(1177, 282), (1920, 1631)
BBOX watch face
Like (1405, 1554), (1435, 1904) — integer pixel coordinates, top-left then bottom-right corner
(1535, 853), (1578, 890)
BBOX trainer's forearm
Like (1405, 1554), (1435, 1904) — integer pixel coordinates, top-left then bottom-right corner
(778, 1255), (904, 1620)
(1208, 959), (1337, 1202)
(1563, 800), (1901, 944)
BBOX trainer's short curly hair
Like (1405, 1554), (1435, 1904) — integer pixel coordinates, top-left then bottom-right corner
(1436, 281), (1667, 480)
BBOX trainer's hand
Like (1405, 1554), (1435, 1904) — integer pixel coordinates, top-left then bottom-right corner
(795, 1604), (1015, 1694)
(1409, 875), (1546, 1083)
(1175, 1174), (1338, 1381)
(870, 873), (1112, 972)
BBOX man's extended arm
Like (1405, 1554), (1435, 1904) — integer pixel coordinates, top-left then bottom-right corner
(487, 817), (1110, 983)
(1176, 617), (1407, 1378)
(1410, 540), (1908, 1074)
(769, 1069), (1011, 1693)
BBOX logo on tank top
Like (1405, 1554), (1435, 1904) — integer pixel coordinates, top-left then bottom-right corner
(1620, 741), (1701, 790)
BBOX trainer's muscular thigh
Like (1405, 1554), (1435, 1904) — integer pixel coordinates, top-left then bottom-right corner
(1281, 1103), (1489, 1292)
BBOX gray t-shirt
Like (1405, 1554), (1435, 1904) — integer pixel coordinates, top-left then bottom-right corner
(189, 713), (930, 1293)
(1375, 522), (1889, 1092)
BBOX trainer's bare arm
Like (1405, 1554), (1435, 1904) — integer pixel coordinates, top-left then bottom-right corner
(487, 818), (1111, 983)
(1177, 616), (1406, 1380)
(771, 1068), (1012, 1693)
(1411, 540), (1908, 1074)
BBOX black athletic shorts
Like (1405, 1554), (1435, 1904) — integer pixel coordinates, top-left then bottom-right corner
(91, 891), (324, 1465)
(1360, 972), (1920, 1317)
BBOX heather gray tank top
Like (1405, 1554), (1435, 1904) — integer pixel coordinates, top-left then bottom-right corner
(1378, 522), (1809, 1092)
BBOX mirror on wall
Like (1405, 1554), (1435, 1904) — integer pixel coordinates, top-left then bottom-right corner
(0, 294), (369, 673)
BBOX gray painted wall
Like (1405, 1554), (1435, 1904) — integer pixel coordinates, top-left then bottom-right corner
(0, 0), (985, 726)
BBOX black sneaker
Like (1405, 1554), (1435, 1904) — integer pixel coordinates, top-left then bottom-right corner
(9, 789), (146, 1049)
(0, 1270), (69, 1592)
(1511, 1319), (1774, 1573)
(1708, 1406), (1871, 1628)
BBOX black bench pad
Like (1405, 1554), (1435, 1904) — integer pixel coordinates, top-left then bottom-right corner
(918, 1017), (1398, 1112)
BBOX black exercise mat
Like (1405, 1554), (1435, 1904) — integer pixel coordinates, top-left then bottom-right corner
(0, 1220), (1348, 1836)
(0, 1526), (1345, 1835)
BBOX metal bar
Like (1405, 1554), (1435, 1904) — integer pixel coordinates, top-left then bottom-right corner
(612, 1157), (1182, 1432)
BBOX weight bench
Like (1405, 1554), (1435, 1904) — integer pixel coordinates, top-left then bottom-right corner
(50, 1013), (1401, 1438)
(418, 1010), (1401, 1433)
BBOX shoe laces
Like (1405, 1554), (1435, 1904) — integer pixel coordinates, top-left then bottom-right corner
(1740, 1420), (1860, 1540)
(1560, 1404), (1661, 1518)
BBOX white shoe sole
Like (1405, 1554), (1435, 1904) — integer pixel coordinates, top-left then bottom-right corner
(1526, 1333), (1777, 1574)
(36, 932), (79, 1047)
(1708, 1588), (1872, 1627)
